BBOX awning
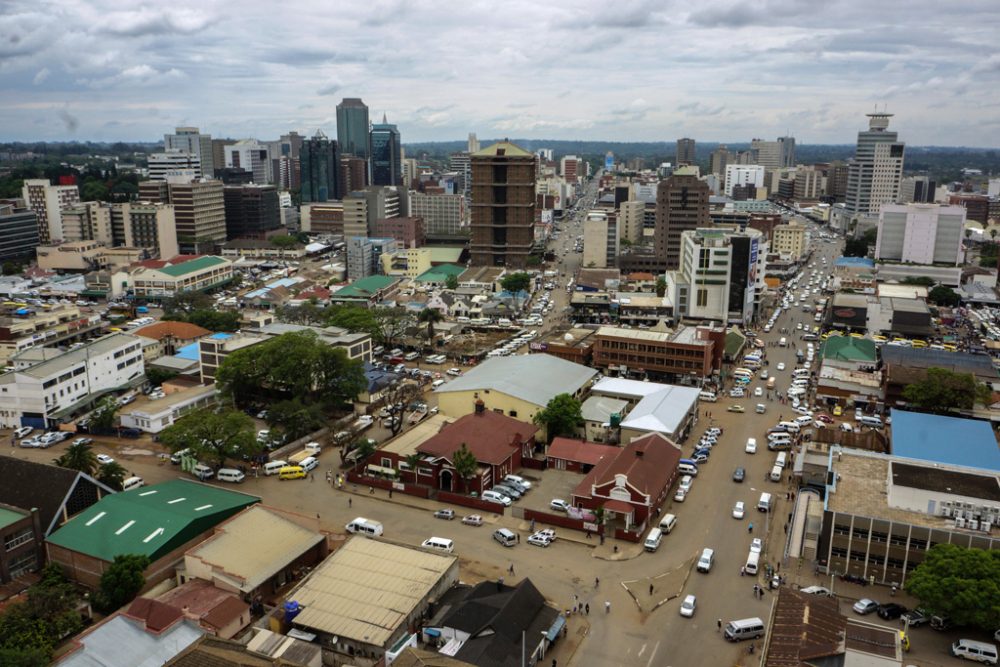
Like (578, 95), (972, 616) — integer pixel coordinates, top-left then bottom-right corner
(603, 499), (634, 516)
(545, 615), (566, 641)
(366, 464), (398, 477)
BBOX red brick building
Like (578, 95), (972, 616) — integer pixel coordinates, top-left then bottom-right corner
(546, 438), (618, 473)
(470, 142), (537, 268)
(373, 216), (425, 248)
(570, 433), (681, 529)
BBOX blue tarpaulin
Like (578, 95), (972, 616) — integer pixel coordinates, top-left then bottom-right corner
(545, 615), (566, 641)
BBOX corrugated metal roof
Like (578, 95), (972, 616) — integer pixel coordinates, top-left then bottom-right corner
(619, 385), (700, 436)
(158, 256), (228, 277)
(186, 506), (324, 593)
(58, 614), (204, 667)
(890, 409), (1000, 472)
(435, 354), (597, 408)
(288, 537), (456, 647)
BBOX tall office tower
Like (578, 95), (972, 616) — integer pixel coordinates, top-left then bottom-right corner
(560, 155), (581, 183)
(147, 149), (201, 180)
(876, 204), (966, 265)
(116, 202), (179, 259)
(165, 177), (226, 254)
(750, 137), (796, 170)
(724, 165), (766, 198)
(827, 162), (849, 201)
(164, 127), (215, 178)
(336, 98), (371, 175)
(223, 139), (270, 184)
(794, 167), (825, 200)
(0, 201), (40, 262)
(343, 187), (407, 239)
(654, 171), (710, 271)
(778, 136), (796, 168)
(676, 138), (696, 166)
(449, 152), (471, 198)
(470, 141), (537, 268)
(274, 156), (300, 190)
(60, 201), (113, 245)
(402, 158), (419, 188)
(468, 133), (480, 153)
(223, 184), (281, 240)
(898, 176), (937, 204)
(279, 131), (304, 160)
(582, 210), (618, 269)
(618, 199), (645, 245)
(370, 115), (402, 186)
(300, 130), (342, 202)
(21, 179), (80, 244)
(341, 155), (368, 193)
(845, 112), (905, 215)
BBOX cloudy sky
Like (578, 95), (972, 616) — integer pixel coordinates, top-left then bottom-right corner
(1, 0), (999, 146)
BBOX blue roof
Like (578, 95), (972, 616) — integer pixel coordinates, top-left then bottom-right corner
(175, 342), (200, 360)
(209, 332), (232, 340)
(834, 256), (875, 268)
(266, 277), (299, 289)
(890, 409), (1000, 472)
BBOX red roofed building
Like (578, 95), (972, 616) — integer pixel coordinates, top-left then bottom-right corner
(546, 437), (618, 473)
(570, 433), (681, 529)
(134, 321), (212, 357)
(415, 401), (537, 493)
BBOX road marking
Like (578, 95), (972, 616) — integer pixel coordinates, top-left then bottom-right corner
(644, 640), (661, 667)
(637, 642), (647, 658)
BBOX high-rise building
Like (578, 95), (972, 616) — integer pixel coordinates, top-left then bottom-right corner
(0, 201), (40, 262)
(411, 192), (466, 238)
(778, 137), (796, 168)
(299, 202), (344, 235)
(373, 216), (424, 248)
(116, 202), (179, 259)
(336, 98), (371, 172)
(898, 176), (937, 204)
(724, 165), (766, 198)
(470, 141), (537, 268)
(60, 201), (113, 245)
(618, 200), (645, 245)
(876, 204), (966, 265)
(827, 162), (849, 202)
(343, 187), (407, 239)
(654, 171), (710, 271)
(750, 137), (796, 170)
(794, 167), (825, 200)
(341, 155), (368, 193)
(223, 184), (281, 240)
(402, 158), (419, 189)
(278, 131), (304, 160)
(223, 139), (270, 184)
(845, 112), (905, 215)
(164, 177), (226, 254)
(771, 223), (807, 259)
(449, 153), (472, 198)
(346, 236), (398, 280)
(467, 133), (480, 154)
(370, 115), (401, 186)
(21, 179), (80, 244)
(560, 155), (581, 184)
(709, 145), (733, 177)
(676, 138), (696, 166)
(148, 149), (202, 180)
(299, 130), (342, 203)
(164, 127), (214, 178)
(582, 210), (618, 269)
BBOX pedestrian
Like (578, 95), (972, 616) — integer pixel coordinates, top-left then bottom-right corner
(748, 522), (753, 533)
(740, 566), (745, 576)
(310, 472), (314, 483)
(649, 584), (654, 596)
(586, 529), (591, 539)
(516, 533), (520, 543)
(605, 601), (611, 613)
(348, 497), (352, 507)
(388, 488), (393, 498)
(595, 577), (600, 589)
(509, 563), (515, 575)
(552, 659), (557, 667)
(717, 618), (722, 632)
(530, 519), (536, 532)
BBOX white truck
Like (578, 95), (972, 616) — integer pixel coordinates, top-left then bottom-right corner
(352, 415), (374, 432)
(288, 442), (322, 465)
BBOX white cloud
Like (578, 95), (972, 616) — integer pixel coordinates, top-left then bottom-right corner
(0, 0), (997, 145)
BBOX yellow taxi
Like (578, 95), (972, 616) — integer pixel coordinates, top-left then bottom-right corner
(849, 332), (864, 339)
(872, 335), (888, 343)
(942, 343), (958, 352)
(910, 339), (928, 348)
(833, 405), (843, 416)
(278, 465), (306, 480)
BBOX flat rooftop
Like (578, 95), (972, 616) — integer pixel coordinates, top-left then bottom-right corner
(890, 409), (1000, 472)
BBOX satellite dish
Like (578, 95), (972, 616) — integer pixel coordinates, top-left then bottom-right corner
(564, 333), (573, 342)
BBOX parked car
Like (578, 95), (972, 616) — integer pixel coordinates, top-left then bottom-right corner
(96, 454), (115, 465)
(550, 499), (570, 512)
(877, 603), (907, 620)
(492, 484), (522, 500)
(728, 404), (745, 413)
(13, 426), (33, 439)
(527, 533), (552, 548)
(733, 466), (745, 483)
(745, 438), (757, 454)
(900, 608), (929, 627)
(71, 437), (93, 446)
(732, 501), (745, 519)
(679, 594), (697, 618)
(800, 586), (833, 597)
(434, 509), (456, 520)
(461, 515), (483, 526)
(853, 599), (879, 615)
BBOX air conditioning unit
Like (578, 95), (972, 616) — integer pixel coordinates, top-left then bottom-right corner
(940, 507), (952, 518)
(969, 520), (980, 531)
(955, 517), (966, 529)
(982, 521), (993, 533)
(943, 500), (955, 509)
(965, 510), (976, 520)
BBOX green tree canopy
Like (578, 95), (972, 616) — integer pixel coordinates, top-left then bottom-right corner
(906, 544), (1000, 631)
(500, 272), (531, 295)
(0, 562), (82, 664)
(902, 367), (992, 413)
(901, 276), (935, 287)
(417, 307), (443, 343)
(94, 554), (151, 614)
(159, 408), (260, 467)
(269, 234), (299, 248)
(326, 305), (378, 335)
(928, 284), (961, 307)
(266, 399), (326, 442)
(89, 395), (120, 432)
(96, 461), (128, 491)
(371, 307), (412, 347)
(216, 330), (366, 409)
(53, 442), (98, 476)
(655, 277), (666, 297)
(533, 393), (584, 442)
(451, 443), (478, 492)
(445, 274), (459, 290)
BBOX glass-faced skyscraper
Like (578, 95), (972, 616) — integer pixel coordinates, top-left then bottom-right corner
(370, 115), (401, 186)
(336, 98), (370, 160)
(299, 130), (341, 203)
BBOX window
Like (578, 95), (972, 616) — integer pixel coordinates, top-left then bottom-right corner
(4, 527), (34, 551)
(696, 289), (708, 307)
(509, 410), (518, 418)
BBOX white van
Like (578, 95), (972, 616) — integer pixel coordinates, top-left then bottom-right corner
(421, 536), (455, 554)
(757, 492), (773, 512)
(122, 476), (144, 491)
(299, 456), (319, 473)
(858, 415), (884, 429)
(778, 337), (788, 347)
(644, 527), (663, 552)
(192, 463), (214, 480)
(745, 550), (760, 575)
(431, 379), (446, 388)
(769, 465), (783, 482)
(263, 460), (288, 476)
(659, 513), (677, 534)
(733, 368), (754, 379)
(792, 368), (810, 379)
(777, 421), (801, 433)
(497, 318), (512, 327)
(698, 391), (718, 403)
(217, 468), (246, 483)
(724, 617), (766, 642)
(482, 490), (512, 506)
(775, 452), (788, 468)
(346, 517), (384, 537)
(951, 639), (998, 664)
(677, 463), (699, 477)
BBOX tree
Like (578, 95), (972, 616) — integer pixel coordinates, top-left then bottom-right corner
(159, 408), (260, 467)
(906, 544), (1000, 631)
(655, 277), (667, 298)
(278, 303), (327, 325)
(843, 237), (870, 258)
(267, 399), (326, 442)
(533, 393), (583, 442)
(928, 284), (961, 307)
(145, 367), (178, 387)
(417, 308), (443, 344)
(349, 438), (376, 468)
(371, 307), (412, 347)
(445, 274), (459, 290)
(500, 272), (532, 310)
(404, 453), (422, 482)
(270, 234), (299, 248)
(93, 554), (151, 614)
(184, 309), (240, 332)
(96, 461), (128, 490)
(89, 395), (119, 433)
(380, 381), (422, 437)
(53, 442), (97, 476)
(451, 443), (478, 493)
(326, 305), (377, 335)
(0, 562), (82, 665)
(902, 367), (992, 413)
(901, 276), (935, 287)
(162, 291), (213, 317)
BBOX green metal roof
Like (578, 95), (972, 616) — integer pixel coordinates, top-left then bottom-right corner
(725, 329), (747, 358)
(414, 264), (465, 283)
(46, 479), (258, 563)
(820, 336), (877, 363)
(158, 256), (228, 277)
(0, 506), (26, 530)
(334, 275), (397, 298)
(471, 141), (533, 158)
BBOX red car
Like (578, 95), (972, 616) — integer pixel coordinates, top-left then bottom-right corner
(816, 414), (834, 424)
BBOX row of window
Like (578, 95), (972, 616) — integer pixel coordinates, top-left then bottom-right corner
(4, 527), (33, 551)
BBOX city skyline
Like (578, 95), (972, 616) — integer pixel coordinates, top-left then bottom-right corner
(1, 0), (999, 146)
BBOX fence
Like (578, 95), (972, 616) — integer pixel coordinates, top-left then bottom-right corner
(813, 427), (888, 452)
(269, 427), (330, 462)
(344, 471), (431, 498)
(437, 491), (505, 515)
(522, 508), (592, 532)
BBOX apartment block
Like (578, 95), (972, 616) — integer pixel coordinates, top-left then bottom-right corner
(21, 179), (80, 244)
(0, 202), (40, 262)
(411, 192), (466, 237)
(166, 178), (226, 254)
(771, 223), (807, 259)
(470, 142), (537, 268)
(118, 202), (179, 259)
(60, 201), (113, 245)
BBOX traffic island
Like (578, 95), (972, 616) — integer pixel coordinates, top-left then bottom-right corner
(622, 554), (696, 613)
